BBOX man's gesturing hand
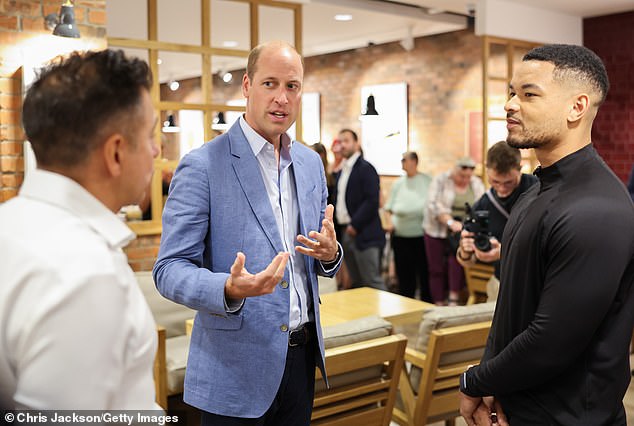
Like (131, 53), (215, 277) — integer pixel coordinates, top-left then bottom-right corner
(225, 251), (290, 299)
(296, 204), (338, 262)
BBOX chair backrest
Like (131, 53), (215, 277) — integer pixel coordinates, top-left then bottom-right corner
(413, 321), (491, 424)
(312, 333), (407, 426)
(393, 302), (495, 426)
(464, 263), (495, 304)
(134, 271), (196, 338)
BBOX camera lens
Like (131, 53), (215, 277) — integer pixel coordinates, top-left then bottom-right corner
(474, 234), (491, 251)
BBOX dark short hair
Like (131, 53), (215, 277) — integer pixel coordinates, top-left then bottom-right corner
(339, 128), (358, 141)
(246, 41), (303, 82)
(402, 151), (418, 163)
(523, 44), (609, 105)
(486, 141), (521, 174)
(22, 49), (152, 168)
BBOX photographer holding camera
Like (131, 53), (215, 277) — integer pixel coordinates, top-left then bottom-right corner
(457, 142), (537, 284)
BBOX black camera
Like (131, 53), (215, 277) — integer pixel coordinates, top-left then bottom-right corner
(463, 203), (492, 252)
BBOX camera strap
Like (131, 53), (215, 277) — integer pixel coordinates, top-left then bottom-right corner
(485, 189), (510, 219)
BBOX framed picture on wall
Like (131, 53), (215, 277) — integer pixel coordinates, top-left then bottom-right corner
(360, 82), (408, 176)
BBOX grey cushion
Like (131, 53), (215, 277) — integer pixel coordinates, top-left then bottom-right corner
(415, 302), (496, 354)
(316, 315), (394, 393)
(322, 315), (393, 349)
(409, 302), (495, 393)
(135, 271), (196, 338)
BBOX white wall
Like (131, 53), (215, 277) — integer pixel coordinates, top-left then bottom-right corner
(475, 0), (582, 45)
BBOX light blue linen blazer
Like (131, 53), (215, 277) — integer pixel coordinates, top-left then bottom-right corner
(153, 121), (339, 417)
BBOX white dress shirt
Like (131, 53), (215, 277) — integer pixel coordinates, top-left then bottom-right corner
(239, 117), (311, 330)
(0, 169), (158, 410)
(335, 151), (361, 225)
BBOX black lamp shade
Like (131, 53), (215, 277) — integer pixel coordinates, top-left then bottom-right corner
(53, 4), (80, 38)
(364, 94), (379, 115)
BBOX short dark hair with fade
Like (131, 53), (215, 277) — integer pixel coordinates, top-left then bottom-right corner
(22, 49), (152, 168)
(486, 141), (522, 174)
(523, 44), (609, 105)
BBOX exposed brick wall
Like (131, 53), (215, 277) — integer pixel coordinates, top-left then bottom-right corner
(0, 0), (107, 203)
(303, 30), (482, 175)
(123, 234), (161, 272)
(584, 11), (634, 183)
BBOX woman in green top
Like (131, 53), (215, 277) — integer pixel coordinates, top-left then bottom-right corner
(385, 152), (432, 301)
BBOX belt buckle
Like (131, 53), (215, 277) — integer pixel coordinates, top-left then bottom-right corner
(288, 327), (305, 347)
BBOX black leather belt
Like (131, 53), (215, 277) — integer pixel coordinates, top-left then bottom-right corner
(288, 324), (311, 347)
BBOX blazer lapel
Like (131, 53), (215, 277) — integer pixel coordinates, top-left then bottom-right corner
(228, 124), (284, 253)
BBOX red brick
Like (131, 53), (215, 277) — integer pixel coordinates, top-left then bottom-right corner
(0, 187), (18, 202)
(0, 125), (24, 141)
(1, 172), (23, 187)
(0, 141), (22, 155)
(0, 109), (20, 126)
(0, 156), (19, 171)
(0, 93), (21, 110)
(0, 15), (19, 30)
(20, 15), (43, 31)
(125, 245), (159, 261)
(87, 9), (105, 25)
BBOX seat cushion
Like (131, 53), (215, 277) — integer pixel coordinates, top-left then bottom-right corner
(322, 315), (392, 349)
(415, 302), (496, 354)
(166, 334), (190, 395)
(409, 302), (495, 392)
(316, 315), (394, 393)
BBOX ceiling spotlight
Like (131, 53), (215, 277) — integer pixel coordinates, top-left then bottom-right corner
(157, 59), (163, 65)
(334, 14), (353, 22)
(169, 80), (180, 91)
(222, 72), (233, 83)
(222, 40), (238, 48)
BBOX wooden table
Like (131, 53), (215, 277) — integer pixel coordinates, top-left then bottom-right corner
(186, 287), (432, 335)
(318, 287), (432, 327)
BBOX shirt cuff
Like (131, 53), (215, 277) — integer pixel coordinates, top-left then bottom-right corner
(320, 242), (343, 273)
(224, 296), (244, 313)
(460, 365), (481, 397)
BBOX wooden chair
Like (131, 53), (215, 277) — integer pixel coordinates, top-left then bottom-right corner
(393, 321), (491, 426)
(312, 333), (407, 426)
(464, 263), (495, 305)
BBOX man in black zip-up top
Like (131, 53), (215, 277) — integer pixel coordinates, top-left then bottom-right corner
(459, 44), (634, 426)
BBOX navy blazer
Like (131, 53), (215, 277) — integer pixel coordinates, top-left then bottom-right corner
(334, 156), (386, 250)
(153, 121), (340, 417)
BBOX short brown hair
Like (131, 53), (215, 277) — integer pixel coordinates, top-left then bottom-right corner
(486, 141), (521, 174)
(246, 41), (303, 82)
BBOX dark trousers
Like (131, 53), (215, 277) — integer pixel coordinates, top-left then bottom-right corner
(424, 234), (466, 303)
(391, 235), (431, 302)
(200, 333), (316, 426)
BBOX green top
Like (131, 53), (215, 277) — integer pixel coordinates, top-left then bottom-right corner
(451, 185), (475, 221)
(385, 172), (432, 237)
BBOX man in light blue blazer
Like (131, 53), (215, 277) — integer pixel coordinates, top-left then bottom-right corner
(154, 41), (342, 425)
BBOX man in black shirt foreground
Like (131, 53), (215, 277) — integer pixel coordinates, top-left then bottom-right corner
(459, 44), (634, 425)
(456, 141), (537, 282)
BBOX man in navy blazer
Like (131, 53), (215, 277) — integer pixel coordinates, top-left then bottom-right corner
(154, 41), (342, 425)
(333, 129), (386, 290)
